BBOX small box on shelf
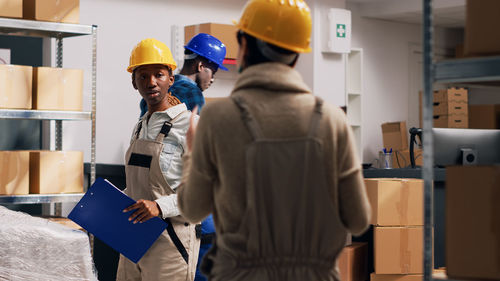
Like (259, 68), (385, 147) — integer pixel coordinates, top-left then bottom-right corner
(0, 151), (29, 195)
(184, 23), (238, 59)
(469, 104), (500, 129)
(32, 67), (83, 111)
(23, 0), (79, 24)
(0, 0), (22, 19)
(0, 64), (32, 109)
(29, 150), (83, 194)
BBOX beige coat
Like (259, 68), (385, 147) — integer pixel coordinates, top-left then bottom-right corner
(178, 62), (371, 281)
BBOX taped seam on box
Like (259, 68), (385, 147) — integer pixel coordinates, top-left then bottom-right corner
(398, 180), (409, 225)
(400, 227), (411, 274)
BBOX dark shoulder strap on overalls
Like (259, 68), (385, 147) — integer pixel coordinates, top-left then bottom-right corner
(308, 96), (323, 137)
(231, 95), (263, 140)
(134, 112), (186, 142)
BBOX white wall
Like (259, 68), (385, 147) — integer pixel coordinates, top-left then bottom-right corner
(348, 3), (463, 163)
(59, 0), (347, 165)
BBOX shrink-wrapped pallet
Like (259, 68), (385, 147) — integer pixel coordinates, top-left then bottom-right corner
(0, 206), (97, 281)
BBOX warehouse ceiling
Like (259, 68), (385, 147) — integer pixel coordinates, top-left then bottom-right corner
(347, 0), (465, 28)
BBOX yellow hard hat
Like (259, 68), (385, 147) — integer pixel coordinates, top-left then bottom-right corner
(234, 0), (312, 53)
(127, 38), (177, 73)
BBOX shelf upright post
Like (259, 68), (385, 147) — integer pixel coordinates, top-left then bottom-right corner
(54, 35), (64, 216)
(55, 35), (63, 151)
(91, 25), (97, 187)
(422, 0), (435, 281)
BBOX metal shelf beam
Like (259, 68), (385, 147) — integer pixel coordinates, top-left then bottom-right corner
(434, 56), (500, 83)
(0, 194), (84, 204)
(0, 109), (91, 120)
(0, 18), (93, 38)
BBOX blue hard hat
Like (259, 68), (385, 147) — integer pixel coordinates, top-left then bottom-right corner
(185, 33), (228, 71)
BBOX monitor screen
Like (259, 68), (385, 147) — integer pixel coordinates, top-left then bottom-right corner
(433, 128), (500, 167)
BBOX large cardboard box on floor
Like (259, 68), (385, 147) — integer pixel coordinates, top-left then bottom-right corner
(371, 273), (422, 281)
(32, 67), (83, 111)
(365, 178), (423, 226)
(374, 226), (424, 274)
(0, 0), (22, 18)
(29, 150), (83, 194)
(381, 122), (408, 151)
(393, 149), (423, 168)
(0, 151), (29, 195)
(0, 64), (32, 109)
(184, 23), (238, 59)
(23, 0), (79, 23)
(469, 104), (500, 129)
(446, 166), (500, 280)
(464, 0), (500, 56)
(338, 242), (368, 281)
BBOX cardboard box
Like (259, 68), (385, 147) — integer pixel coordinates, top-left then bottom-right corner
(433, 100), (468, 116)
(338, 242), (368, 281)
(371, 273), (422, 281)
(381, 122), (408, 151)
(433, 114), (468, 128)
(419, 88), (468, 127)
(446, 166), (500, 280)
(23, 0), (79, 24)
(374, 226), (424, 274)
(0, 64), (32, 109)
(0, 0), (22, 18)
(0, 151), (29, 195)
(393, 149), (423, 169)
(464, 0), (500, 56)
(32, 67), (83, 111)
(469, 104), (500, 129)
(44, 217), (84, 231)
(365, 178), (423, 226)
(29, 151), (83, 194)
(184, 23), (238, 59)
(433, 88), (468, 103)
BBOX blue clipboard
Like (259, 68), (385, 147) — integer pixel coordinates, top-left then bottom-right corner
(68, 177), (167, 263)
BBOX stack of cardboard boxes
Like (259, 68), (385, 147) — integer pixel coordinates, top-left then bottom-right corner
(0, 150), (84, 195)
(419, 88), (469, 129)
(365, 178), (426, 281)
(0, 64), (84, 196)
(0, 65), (83, 111)
(381, 121), (422, 168)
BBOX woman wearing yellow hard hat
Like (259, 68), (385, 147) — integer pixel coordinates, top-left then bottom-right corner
(117, 38), (201, 281)
(178, 0), (371, 280)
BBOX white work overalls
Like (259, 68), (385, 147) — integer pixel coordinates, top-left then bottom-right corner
(116, 113), (200, 281)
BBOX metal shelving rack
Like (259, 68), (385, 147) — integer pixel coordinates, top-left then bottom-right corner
(0, 18), (97, 207)
(422, 1), (500, 281)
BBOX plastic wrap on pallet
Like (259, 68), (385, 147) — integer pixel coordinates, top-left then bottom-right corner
(0, 206), (97, 281)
